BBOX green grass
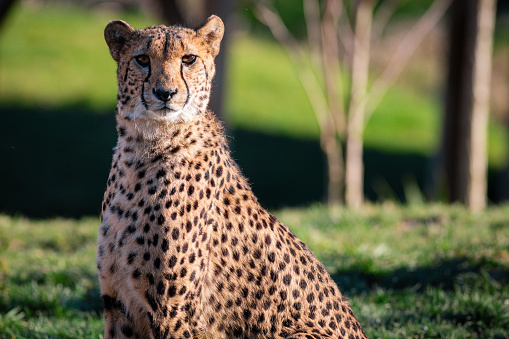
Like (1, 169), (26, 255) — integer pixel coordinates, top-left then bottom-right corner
(1, 204), (508, 338)
(0, 215), (103, 338)
(1, 3), (507, 167)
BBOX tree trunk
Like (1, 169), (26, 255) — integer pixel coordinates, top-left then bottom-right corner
(321, 128), (344, 206)
(345, 0), (373, 209)
(442, 0), (495, 211)
(205, 0), (232, 120)
(0, 0), (16, 29)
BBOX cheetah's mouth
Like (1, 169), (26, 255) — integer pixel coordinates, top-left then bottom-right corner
(157, 107), (176, 115)
(152, 102), (181, 115)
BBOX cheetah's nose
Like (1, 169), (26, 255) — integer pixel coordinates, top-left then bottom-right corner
(153, 87), (178, 102)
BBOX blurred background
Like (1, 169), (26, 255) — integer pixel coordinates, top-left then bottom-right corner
(0, 0), (508, 217)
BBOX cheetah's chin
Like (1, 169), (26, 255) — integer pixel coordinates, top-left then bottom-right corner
(147, 107), (197, 124)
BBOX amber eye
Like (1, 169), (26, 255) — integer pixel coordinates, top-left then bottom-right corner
(182, 55), (197, 65)
(134, 55), (150, 67)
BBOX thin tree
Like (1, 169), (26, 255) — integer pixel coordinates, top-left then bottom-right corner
(254, 0), (451, 207)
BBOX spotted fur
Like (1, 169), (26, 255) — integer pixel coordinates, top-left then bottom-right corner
(97, 15), (367, 339)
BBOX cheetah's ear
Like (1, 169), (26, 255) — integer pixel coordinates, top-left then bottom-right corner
(105, 20), (135, 63)
(195, 15), (224, 58)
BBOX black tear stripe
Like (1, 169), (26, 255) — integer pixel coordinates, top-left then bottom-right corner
(123, 66), (129, 82)
(141, 60), (151, 110)
(102, 295), (127, 315)
(181, 64), (190, 107)
(141, 82), (148, 109)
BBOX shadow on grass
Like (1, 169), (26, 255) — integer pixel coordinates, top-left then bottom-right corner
(0, 107), (505, 217)
(331, 256), (509, 295)
(0, 107), (116, 217)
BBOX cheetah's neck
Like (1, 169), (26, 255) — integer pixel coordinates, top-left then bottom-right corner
(115, 108), (226, 163)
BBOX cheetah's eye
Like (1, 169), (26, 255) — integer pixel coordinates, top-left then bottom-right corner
(182, 55), (197, 65)
(134, 55), (150, 67)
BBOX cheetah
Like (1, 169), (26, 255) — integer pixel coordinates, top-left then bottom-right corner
(97, 15), (367, 339)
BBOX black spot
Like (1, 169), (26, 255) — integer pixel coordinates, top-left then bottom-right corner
(121, 325), (134, 337)
(232, 326), (243, 337)
(157, 214), (165, 225)
(151, 154), (163, 163)
(146, 273), (155, 285)
(243, 308), (252, 320)
(157, 281), (166, 295)
(172, 228), (180, 240)
(299, 279), (307, 289)
(154, 257), (161, 269)
(159, 189), (167, 199)
(144, 223), (150, 233)
(127, 252), (137, 264)
(168, 284), (177, 297)
(283, 274), (292, 285)
(151, 233), (159, 247)
(216, 166), (223, 177)
(161, 239), (169, 252)
(102, 295), (122, 311)
(156, 169), (166, 178)
(145, 291), (158, 311)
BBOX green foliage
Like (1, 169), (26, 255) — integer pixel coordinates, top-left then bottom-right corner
(1, 204), (508, 337)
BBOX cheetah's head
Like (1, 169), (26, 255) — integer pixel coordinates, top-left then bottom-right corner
(105, 16), (224, 124)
